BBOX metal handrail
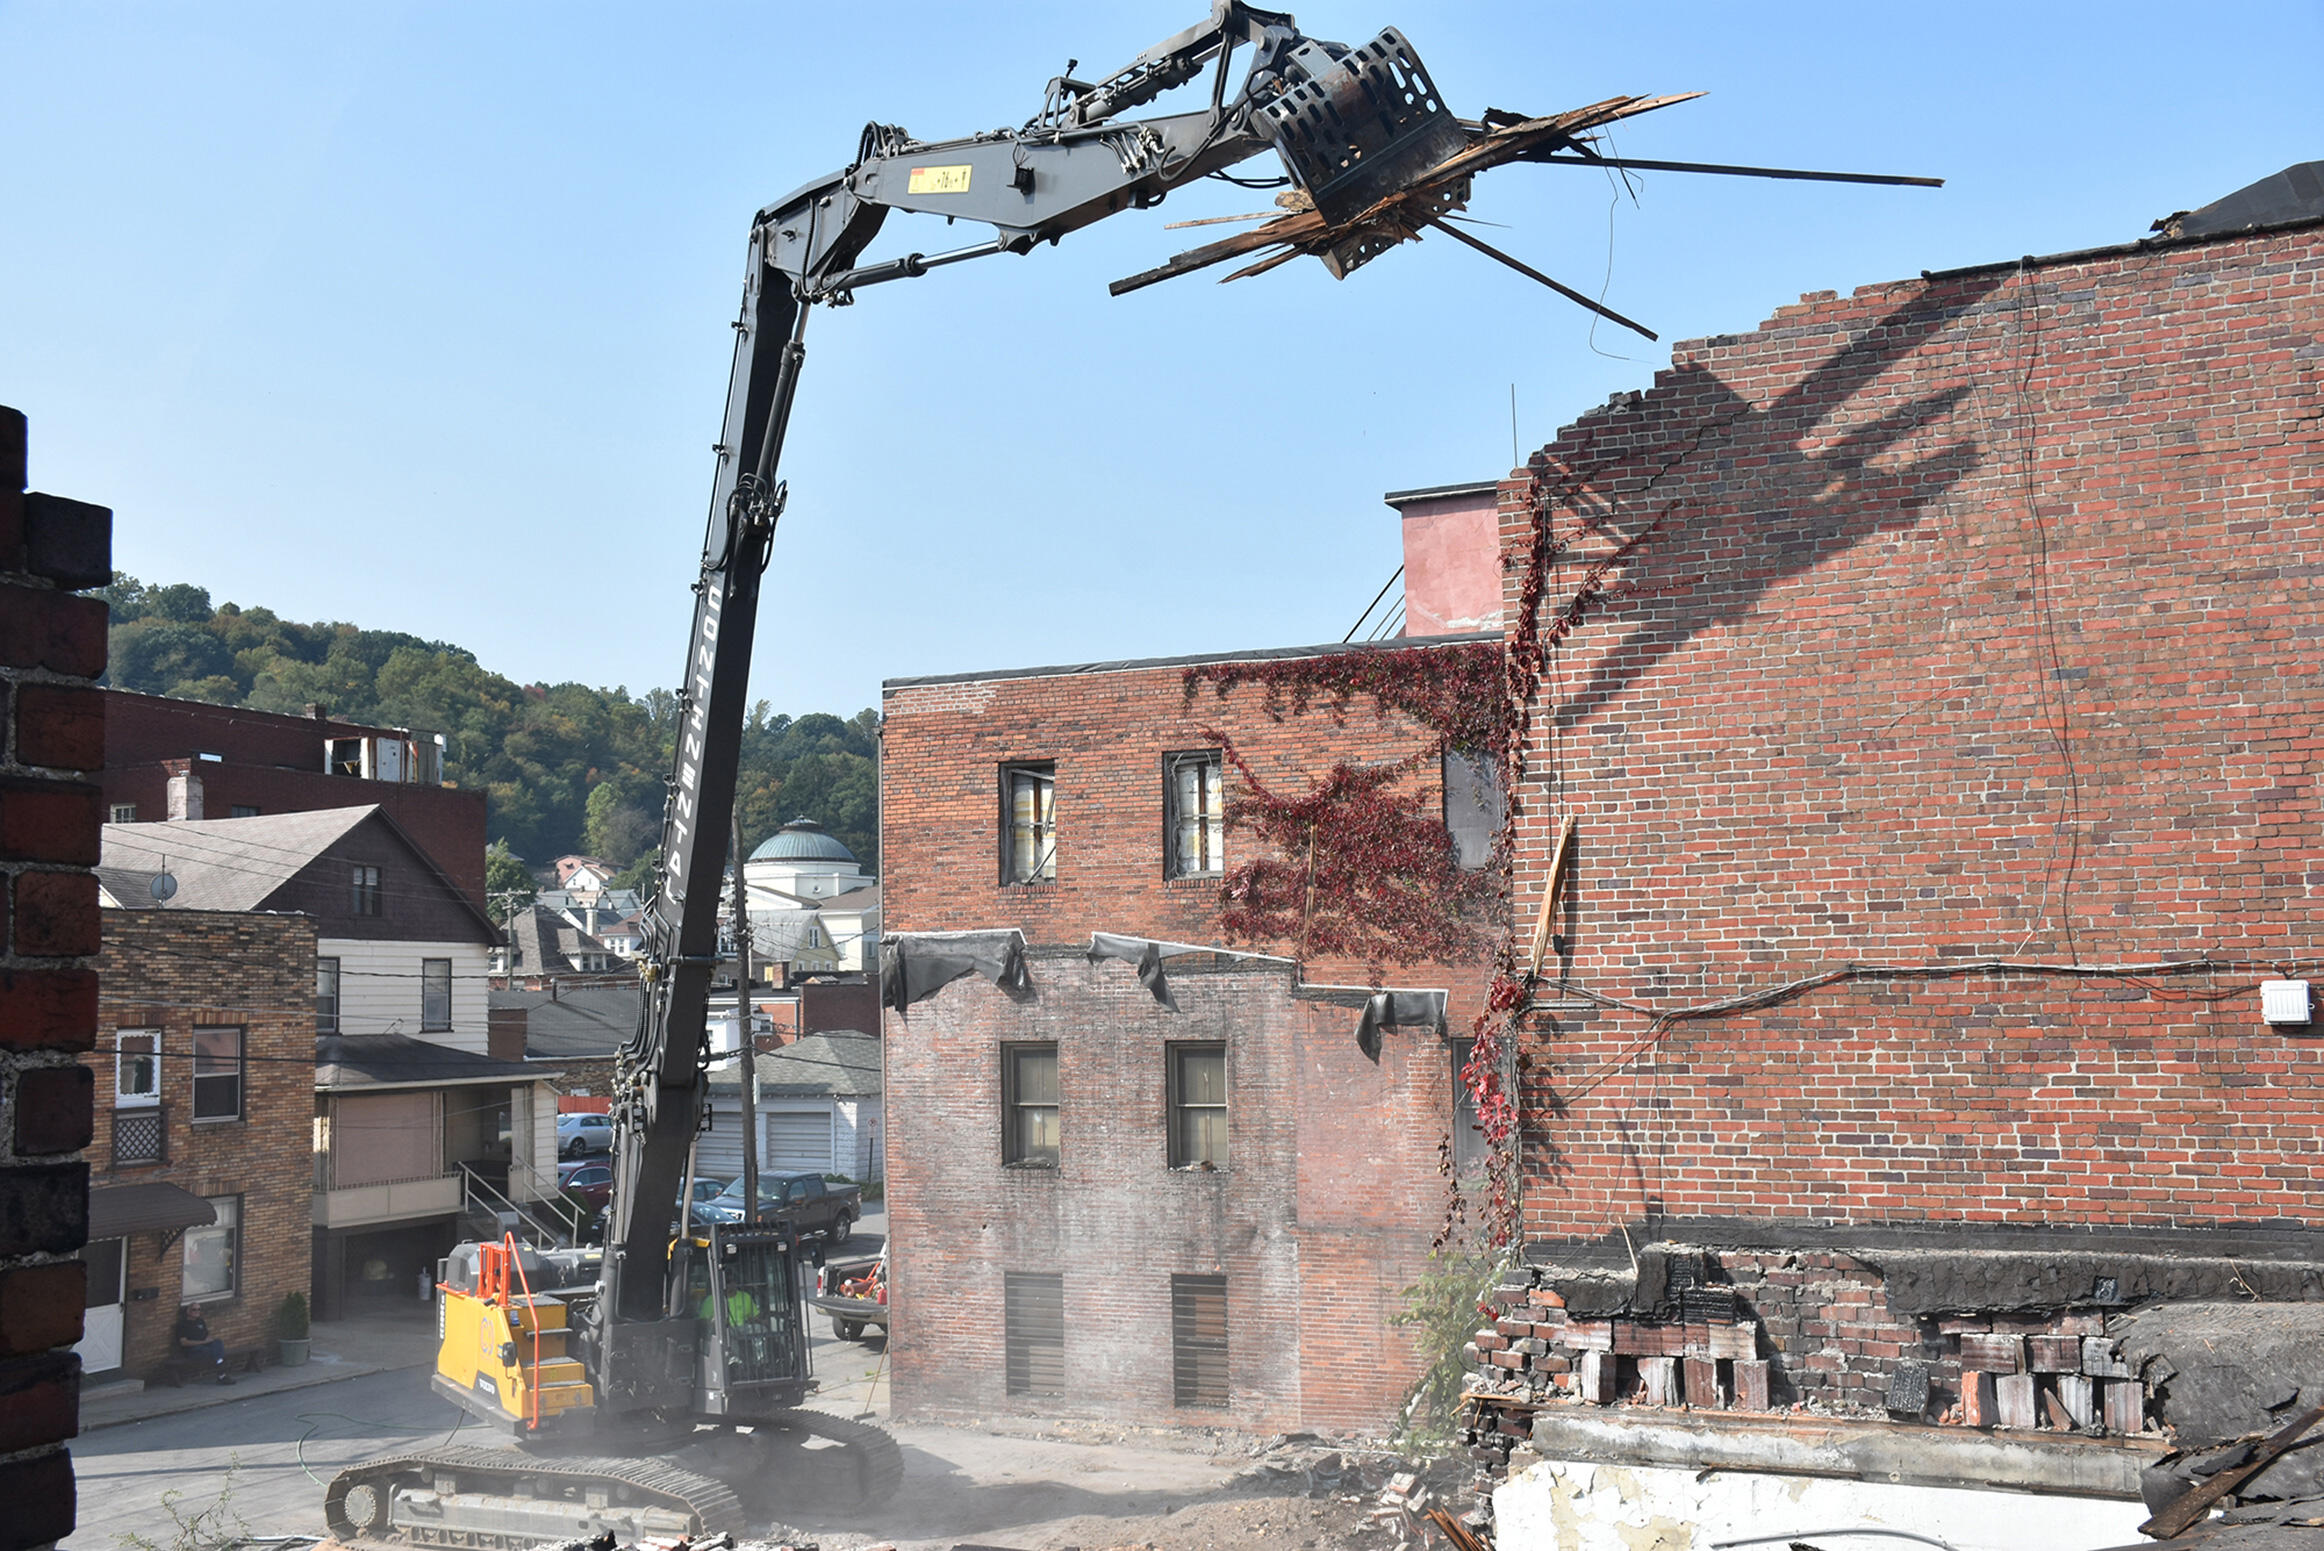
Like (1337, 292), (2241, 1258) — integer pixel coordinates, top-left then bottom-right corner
(506, 1155), (588, 1241)
(459, 1162), (579, 1248)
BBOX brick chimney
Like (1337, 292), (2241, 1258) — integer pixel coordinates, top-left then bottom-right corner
(487, 1005), (528, 1063)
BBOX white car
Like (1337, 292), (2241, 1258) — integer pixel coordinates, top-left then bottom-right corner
(556, 1112), (614, 1159)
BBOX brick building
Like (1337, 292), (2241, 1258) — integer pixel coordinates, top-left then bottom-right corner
(0, 403), (109, 1550)
(881, 625), (1502, 1433)
(1475, 192), (2324, 1534)
(80, 910), (315, 1379)
(99, 689), (488, 907)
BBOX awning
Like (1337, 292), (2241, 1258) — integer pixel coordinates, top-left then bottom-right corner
(88, 1182), (215, 1240)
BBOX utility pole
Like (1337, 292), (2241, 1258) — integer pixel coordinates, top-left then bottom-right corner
(730, 808), (759, 1225)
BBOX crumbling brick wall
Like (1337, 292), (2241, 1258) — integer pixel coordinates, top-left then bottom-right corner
(1497, 223), (2324, 1420)
(0, 404), (110, 1550)
(86, 910), (316, 1376)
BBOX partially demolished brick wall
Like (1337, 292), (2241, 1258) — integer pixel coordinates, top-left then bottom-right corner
(1494, 218), (2324, 1444)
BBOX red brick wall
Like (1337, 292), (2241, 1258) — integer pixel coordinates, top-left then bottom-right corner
(882, 644), (1497, 1431)
(0, 403), (107, 1549)
(100, 690), (488, 906)
(1500, 225), (2324, 1248)
(86, 910), (316, 1374)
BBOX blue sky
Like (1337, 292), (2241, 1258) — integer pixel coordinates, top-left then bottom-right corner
(3, 2), (2316, 715)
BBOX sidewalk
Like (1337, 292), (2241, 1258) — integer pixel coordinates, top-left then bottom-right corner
(80, 1311), (443, 1431)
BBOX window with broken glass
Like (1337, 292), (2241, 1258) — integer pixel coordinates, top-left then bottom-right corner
(1001, 1043), (1059, 1168)
(1441, 748), (1505, 871)
(1164, 750), (1225, 878)
(1167, 1042), (1228, 1169)
(1001, 763), (1057, 884)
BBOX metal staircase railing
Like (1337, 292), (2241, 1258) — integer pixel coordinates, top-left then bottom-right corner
(458, 1162), (582, 1248)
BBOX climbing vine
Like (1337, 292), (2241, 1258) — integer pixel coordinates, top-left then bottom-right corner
(1183, 641), (1505, 755)
(1207, 735), (1499, 977)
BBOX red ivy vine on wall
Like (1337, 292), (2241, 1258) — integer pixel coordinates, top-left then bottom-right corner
(1183, 642), (1506, 755)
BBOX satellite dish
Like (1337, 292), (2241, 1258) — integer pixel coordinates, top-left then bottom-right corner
(150, 872), (177, 902)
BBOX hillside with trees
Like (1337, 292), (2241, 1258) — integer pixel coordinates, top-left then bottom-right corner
(98, 576), (878, 877)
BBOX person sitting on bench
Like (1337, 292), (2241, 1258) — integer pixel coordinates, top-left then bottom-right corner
(174, 1303), (233, 1385)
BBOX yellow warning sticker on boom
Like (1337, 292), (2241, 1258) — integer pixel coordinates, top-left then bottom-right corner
(906, 165), (972, 195)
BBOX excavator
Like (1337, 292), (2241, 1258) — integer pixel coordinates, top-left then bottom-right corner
(322, 6), (1933, 1544)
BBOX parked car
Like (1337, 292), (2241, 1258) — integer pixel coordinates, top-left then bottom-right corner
(683, 1176), (731, 1227)
(695, 1172), (861, 1241)
(556, 1113), (614, 1159)
(557, 1158), (614, 1213)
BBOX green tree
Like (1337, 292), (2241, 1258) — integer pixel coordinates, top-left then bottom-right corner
(485, 841), (537, 911)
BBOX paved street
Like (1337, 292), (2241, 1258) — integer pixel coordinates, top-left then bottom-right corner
(70, 1212), (888, 1549)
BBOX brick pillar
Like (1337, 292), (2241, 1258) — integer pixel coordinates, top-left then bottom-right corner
(0, 403), (110, 1551)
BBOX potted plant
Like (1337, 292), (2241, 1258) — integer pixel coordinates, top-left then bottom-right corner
(275, 1291), (310, 1367)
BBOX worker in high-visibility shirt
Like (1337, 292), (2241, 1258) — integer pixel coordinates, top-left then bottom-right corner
(700, 1284), (760, 1326)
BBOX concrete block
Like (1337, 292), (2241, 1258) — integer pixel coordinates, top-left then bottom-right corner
(2102, 1379), (2144, 1434)
(1960, 1370), (1995, 1428)
(2028, 1334), (2080, 1372)
(2082, 1338), (2133, 1379)
(2053, 1374), (2096, 1429)
(1683, 1356), (1723, 1409)
(1957, 1332), (2024, 1373)
(1640, 1356), (1680, 1406)
(1576, 1349), (1615, 1403)
(1996, 1373), (2037, 1429)
(1732, 1358), (1770, 1411)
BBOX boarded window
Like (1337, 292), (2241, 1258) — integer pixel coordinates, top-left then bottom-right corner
(1441, 748), (1505, 870)
(1450, 1038), (1489, 1180)
(1171, 1274), (1228, 1409)
(1164, 751), (1225, 877)
(1167, 1043), (1228, 1169)
(190, 1027), (242, 1121)
(1002, 1044), (1059, 1168)
(1002, 763), (1057, 883)
(330, 1091), (441, 1187)
(421, 958), (452, 1031)
(1004, 1272), (1064, 1396)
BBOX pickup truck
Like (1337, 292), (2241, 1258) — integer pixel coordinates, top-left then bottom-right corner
(696, 1171), (861, 1242)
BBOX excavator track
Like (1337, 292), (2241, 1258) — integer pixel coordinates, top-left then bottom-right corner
(764, 1408), (905, 1512)
(324, 1443), (744, 1547)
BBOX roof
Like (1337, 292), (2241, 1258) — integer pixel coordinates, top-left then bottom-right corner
(1383, 480), (1499, 507)
(99, 807), (500, 939)
(89, 1181), (215, 1239)
(506, 903), (615, 975)
(316, 1033), (548, 1090)
(823, 884), (881, 912)
(749, 818), (857, 865)
(492, 985), (640, 1061)
(882, 630), (1501, 692)
(708, 1029), (882, 1098)
(2161, 160), (2324, 241)
(100, 807), (373, 912)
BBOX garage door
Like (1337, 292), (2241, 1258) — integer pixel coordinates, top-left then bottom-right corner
(764, 1111), (833, 1174)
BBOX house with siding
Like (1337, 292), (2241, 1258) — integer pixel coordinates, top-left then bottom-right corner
(99, 806), (558, 1315)
(700, 1029), (883, 1184)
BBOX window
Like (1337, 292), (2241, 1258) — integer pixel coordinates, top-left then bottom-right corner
(1001, 763), (1057, 883)
(115, 1030), (160, 1108)
(1451, 1038), (1489, 1180)
(229, 804), (260, 818)
(190, 1027), (243, 1121)
(1171, 1274), (1229, 1408)
(1004, 1272), (1064, 1396)
(1441, 748), (1505, 871)
(181, 1195), (239, 1301)
(316, 957), (341, 1034)
(1001, 1044), (1059, 1168)
(328, 737), (364, 776)
(420, 959), (452, 1032)
(351, 863), (383, 916)
(1164, 751), (1225, 878)
(1167, 1042), (1228, 1169)
(109, 803), (137, 823)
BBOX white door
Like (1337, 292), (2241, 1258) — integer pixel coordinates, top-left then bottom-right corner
(764, 1111), (834, 1174)
(76, 1237), (126, 1374)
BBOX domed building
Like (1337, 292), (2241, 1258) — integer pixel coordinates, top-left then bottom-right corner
(740, 818), (878, 974)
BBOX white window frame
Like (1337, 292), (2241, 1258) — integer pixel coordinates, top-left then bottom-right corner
(1164, 751), (1226, 879)
(420, 958), (452, 1032)
(115, 1030), (161, 1109)
(180, 1195), (239, 1302)
(190, 1026), (243, 1122)
(109, 803), (137, 823)
(1167, 1042), (1229, 1170)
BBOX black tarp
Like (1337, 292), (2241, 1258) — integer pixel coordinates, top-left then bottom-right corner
(1084, 933), (1226, 1011)
(882, 930), (1031, 1010)
(1356, 988), (1447, 1060)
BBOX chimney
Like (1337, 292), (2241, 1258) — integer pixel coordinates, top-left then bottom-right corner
(487, 1006), (528, 1063)
(163, 759), (204, 821)
(1384, 481), (1505, 637)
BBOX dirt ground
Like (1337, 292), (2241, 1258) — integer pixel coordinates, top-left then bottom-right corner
(754, 1421), (1486, 1551)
